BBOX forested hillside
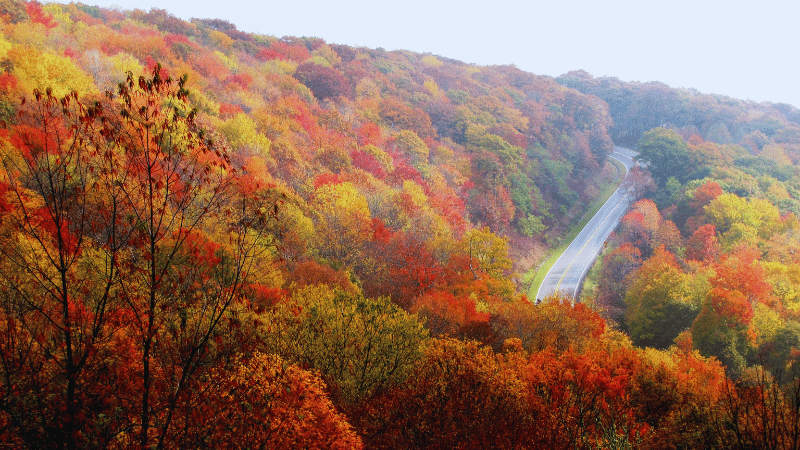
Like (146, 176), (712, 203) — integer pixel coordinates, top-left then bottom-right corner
(559, 74), (800, 384)
(589, 113), (800, 375)
(1, 2), (799, 449)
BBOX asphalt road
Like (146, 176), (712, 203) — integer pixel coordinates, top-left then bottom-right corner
(535, 147), (638, 302)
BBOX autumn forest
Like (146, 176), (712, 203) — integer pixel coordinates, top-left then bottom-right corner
(1, 1), (800, 448)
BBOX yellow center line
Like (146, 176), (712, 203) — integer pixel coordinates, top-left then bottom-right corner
(555, 212), (607, 291)
(553, 151), (631, 296)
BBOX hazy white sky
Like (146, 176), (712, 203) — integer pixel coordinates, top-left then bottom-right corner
(87, 0), (798, 108)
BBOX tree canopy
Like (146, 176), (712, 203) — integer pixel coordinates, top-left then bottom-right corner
(636, 127), (691, 187)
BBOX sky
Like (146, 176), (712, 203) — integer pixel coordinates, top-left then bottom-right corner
(85, 0), (799, 108)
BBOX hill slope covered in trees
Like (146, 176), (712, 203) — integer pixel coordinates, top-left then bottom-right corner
(1, 2), (800, 448)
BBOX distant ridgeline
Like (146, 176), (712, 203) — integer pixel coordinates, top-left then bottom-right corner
(557, 69), (800, 149)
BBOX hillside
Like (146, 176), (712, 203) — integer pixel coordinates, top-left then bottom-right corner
(1, 2), (800, 449)
(557, 71), (800, 381)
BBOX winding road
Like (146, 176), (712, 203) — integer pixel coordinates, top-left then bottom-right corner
(535, 146), (638, 302)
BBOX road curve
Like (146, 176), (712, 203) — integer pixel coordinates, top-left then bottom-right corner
(535, 146), (638, 302)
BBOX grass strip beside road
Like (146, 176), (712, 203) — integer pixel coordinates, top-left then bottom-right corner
(525, 157), (627, 299)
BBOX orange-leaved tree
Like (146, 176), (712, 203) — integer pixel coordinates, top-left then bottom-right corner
(92, 65), (278, 449)
(367, 338), (533, 449)
(182, 352), (364, 449)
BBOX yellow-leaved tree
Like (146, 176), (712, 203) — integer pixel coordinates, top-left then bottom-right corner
(311, 180), (372, 266)
(260, 285), (429, 405)
(8, 46), (96, 97)
(624, 246), (702, 349)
